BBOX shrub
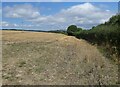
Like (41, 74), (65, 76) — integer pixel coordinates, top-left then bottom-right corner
(67, 25), (83, 36)
(67, 14), (120, 62)
(67, 25), (78, 36)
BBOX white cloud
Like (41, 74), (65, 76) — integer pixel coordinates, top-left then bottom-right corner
(3, 3), (115, 29)
(1, 21), (21, 28)
(4, 4), (40, 19)
(61, 3), (99, 15)
(1, 21), (10, 27)
(1, 21), (35, 29)
(28, 3), (114, 29)
(58, 3), (113, 24)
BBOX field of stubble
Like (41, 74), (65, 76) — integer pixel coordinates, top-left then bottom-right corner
(2, 30), (118, 85)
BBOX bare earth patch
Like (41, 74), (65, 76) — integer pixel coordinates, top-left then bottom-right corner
(2, 30), (118, 85)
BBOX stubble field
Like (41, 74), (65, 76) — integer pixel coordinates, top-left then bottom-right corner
(2, 30), (118, 85)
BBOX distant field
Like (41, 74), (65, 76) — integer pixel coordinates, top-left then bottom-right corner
(2, 30), (118, 85)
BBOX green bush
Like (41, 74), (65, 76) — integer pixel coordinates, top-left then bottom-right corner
(67, 14), (120, 62)
(67, 25), (83, 36)
(67, 25), (78, 36)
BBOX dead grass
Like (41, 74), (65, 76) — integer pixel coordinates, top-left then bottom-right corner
(2, 30), (118, 85)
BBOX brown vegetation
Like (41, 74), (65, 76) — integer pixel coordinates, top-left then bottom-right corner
(2, 30), (118, 85)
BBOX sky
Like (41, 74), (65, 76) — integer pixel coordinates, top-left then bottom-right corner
(1, 2), (118, 30)
(1, 0), (120, 2)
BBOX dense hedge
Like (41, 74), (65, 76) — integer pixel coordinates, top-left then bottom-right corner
(67, 14), (120, 61)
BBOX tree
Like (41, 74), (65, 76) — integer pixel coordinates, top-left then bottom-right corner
(67, 25), (78, 36)
(77, 28), (83, 31)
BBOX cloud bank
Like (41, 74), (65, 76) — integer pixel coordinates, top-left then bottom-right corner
(2, 3), (115, 30)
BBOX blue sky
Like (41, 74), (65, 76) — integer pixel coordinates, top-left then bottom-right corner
(1, 2), (118, 30)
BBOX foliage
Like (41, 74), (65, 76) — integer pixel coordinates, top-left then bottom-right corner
(67, 14), (120, 62)
(67, 25), (83, 36)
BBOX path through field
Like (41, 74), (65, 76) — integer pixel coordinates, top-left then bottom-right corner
(2, 30), (118, 85)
